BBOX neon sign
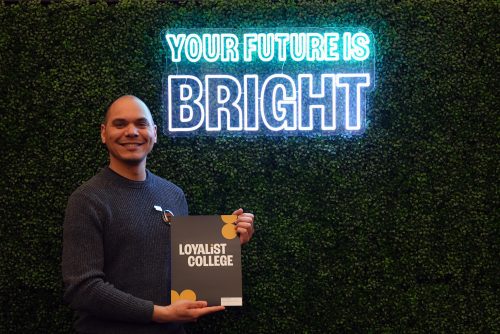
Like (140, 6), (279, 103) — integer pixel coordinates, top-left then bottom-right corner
(162, 28), (375, 136)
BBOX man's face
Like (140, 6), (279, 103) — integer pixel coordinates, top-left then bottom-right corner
(101, 96), (157, 167)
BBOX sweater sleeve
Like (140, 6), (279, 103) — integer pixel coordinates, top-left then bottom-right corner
(62, 191), (153, 323)
(177, 190), (189, 216)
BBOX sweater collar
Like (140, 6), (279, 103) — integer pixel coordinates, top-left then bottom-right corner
(101, 166), (152, 189)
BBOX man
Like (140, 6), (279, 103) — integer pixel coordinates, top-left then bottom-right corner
(62, 95), (254, 333)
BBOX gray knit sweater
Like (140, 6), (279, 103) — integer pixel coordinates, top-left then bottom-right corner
(62, 167), (188, 333)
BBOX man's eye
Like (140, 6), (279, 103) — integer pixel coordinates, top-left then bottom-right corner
(112, 121), (127, 128)
(137, 121), (149, 128)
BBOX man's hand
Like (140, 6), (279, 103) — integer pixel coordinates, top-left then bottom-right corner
(152, 300), (225, 323)
(232, 208), (254, 245)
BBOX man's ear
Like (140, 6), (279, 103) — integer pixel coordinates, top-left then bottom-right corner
(153, 124), (158, 144)
(100, 124), (106, 144)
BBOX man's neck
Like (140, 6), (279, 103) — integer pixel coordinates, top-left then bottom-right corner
(108, 160), (147, 181)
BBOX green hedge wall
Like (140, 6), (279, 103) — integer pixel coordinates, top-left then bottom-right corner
(1, 0), (498, 332)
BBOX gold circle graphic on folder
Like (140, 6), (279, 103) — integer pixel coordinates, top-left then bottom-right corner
(171, 289), (197, 303)
(221, 215), (238, 239)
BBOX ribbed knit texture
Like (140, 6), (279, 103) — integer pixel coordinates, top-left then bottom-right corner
(62, 167), (188, 334)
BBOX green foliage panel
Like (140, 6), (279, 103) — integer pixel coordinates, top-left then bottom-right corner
(0, 0), (498, 332)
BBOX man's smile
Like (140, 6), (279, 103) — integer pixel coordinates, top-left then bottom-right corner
(120, 142), (146, 149)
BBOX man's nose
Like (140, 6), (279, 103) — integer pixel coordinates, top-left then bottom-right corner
(125, 124), (139, 137)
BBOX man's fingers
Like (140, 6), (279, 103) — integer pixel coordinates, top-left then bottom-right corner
(192, 305), (225, 317)
(230, 209), (254, 244)
(187, 301), (208, 309)
(204, 305), (225, 313)
(237, 226), (252, 244)
(238, 233), (250, 244)
(237, 221), (254, 235)
(237, 214), (254, 223)
(232, 208), (243, 216)
(183, 300), (224, 313)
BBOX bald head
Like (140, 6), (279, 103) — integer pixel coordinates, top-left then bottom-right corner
(103, 95), (155, 126)
(100, 95), (158, 178)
